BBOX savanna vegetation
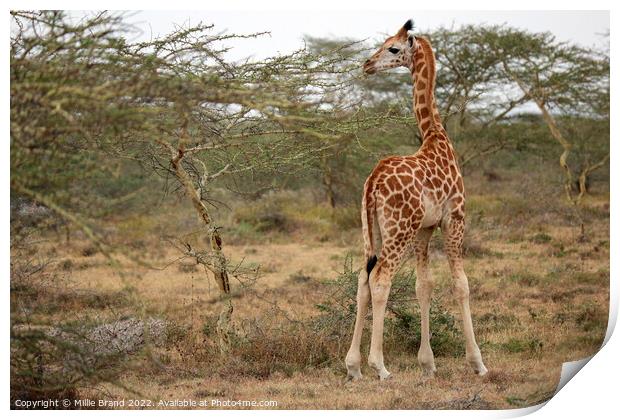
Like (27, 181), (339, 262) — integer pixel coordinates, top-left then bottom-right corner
(10, 11), (609, 409)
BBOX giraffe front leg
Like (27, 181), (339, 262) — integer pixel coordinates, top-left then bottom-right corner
(443, 214), (488, 376)
(345, 269), (371, 381)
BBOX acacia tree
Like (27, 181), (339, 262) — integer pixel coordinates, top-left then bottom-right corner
(302, 36), (423, 207)
(474, 26), (609, 238)
(10, 10), (386, 350)
(430, 25), (534, 167)
(323, 25), (609, 178)
(488, 27), (608, 196)
(308, 27), (537, 171)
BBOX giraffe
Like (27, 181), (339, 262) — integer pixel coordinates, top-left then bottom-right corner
(344, 19), (488, 381)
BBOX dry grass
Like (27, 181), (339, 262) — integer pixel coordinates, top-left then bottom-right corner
(11, 180), (609, 409)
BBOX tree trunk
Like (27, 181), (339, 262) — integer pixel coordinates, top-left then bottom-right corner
(321, 155), (336, 208)
(167, 143), (233, 353)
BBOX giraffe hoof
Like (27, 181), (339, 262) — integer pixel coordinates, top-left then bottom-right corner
(474, 366), (488, 376)
(378, 370), (392, 381)
(469, 361), (488, 376)
(418, 358), (437, 376)
(346, 372), (363, 382)
(421, 367), (436, 377)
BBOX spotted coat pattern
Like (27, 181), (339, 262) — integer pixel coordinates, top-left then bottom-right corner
(346, 21), (487, 381)
(362, 35), (466, 277)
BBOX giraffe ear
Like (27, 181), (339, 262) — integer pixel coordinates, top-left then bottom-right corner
(407, 33), (416, 48)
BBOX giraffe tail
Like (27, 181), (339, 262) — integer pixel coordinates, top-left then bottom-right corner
(362, 181), (379, 275)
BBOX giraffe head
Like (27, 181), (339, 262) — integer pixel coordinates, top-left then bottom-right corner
(363, 19), (417, 75)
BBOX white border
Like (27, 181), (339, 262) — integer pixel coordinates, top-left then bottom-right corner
(4, 1), (617, 418)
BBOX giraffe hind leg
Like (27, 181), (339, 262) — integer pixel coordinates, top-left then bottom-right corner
(367, 235), (410, 380)
(413, 227), (437, 376)
(367, 259), (393, 380)
(345, 266), (372, 381)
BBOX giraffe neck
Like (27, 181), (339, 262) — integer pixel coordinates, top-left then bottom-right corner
(410, 37), (443, 139)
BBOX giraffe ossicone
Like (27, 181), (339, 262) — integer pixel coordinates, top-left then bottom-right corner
(346, 19), (488, 381)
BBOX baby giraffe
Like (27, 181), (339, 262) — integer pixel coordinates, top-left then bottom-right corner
(345, 19), (488, 381)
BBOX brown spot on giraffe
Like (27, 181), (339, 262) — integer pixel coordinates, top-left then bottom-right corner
(399, 174), (413, 184)
(386, 175), (400, 191)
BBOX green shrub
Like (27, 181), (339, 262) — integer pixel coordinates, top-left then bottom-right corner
(331, 206), (361, 230)
(501, 337), (543, 354)
(316, 255), (465, 358)
(229, 191), (362, 241)
(233, 201), (294, 233)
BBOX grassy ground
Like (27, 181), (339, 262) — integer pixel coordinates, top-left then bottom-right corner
(12, 165), (610, 410)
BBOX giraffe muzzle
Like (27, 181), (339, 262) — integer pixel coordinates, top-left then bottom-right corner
(363, 60), (376, 75)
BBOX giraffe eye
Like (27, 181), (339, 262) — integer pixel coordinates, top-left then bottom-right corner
(388, 47), (400, 54)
